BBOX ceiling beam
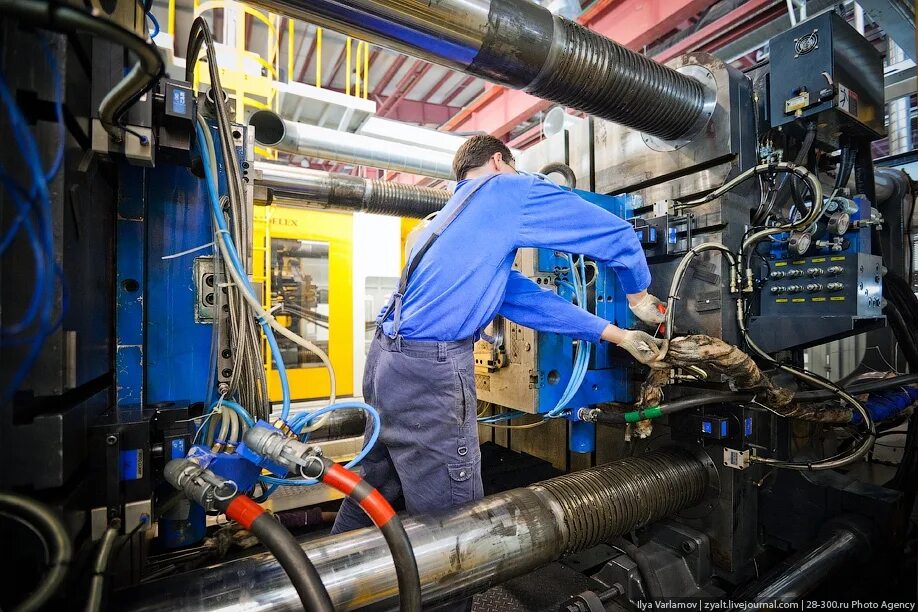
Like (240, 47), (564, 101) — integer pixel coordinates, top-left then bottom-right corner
(373, 55), (408, 100)
(441, 75), (477, 106)
(377, 60), (433, 117)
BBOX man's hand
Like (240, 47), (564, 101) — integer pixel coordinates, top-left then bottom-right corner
(628, 291), (666, 325)
(600, 325), (665, 365)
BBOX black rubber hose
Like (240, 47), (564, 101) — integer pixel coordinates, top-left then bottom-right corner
(217, 495), (334, 612)
(319, 460), (422, 612)
(0, 0), (164, 140)
(539, 162), (577, 188)
(0, 493), (72, 612)
(86, 526), (119, 612)
(794, 373), (918, 401)
(247, 512), (334, 612)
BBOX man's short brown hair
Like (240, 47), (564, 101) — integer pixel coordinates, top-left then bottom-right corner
(452, 134), (515, 180)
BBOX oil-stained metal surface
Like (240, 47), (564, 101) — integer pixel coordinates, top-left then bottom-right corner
(121, 447), (711, 611)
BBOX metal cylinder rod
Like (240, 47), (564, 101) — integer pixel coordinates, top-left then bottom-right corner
(121, 447), (712, 611)
(250, 111), (455, 179)
(244, 0), (709, 141)
(749, 525), (867, 603)
(254, 162), (449, 218)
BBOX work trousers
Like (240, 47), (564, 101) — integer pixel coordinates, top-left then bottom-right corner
(331, 331), (484, 609)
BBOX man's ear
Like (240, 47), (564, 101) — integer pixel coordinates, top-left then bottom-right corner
(490, 152), (502, 171)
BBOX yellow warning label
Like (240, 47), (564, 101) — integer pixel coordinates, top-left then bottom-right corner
(775, 262), (787, 267)
(776, 298), (788, 303)
(812, 297), (826, 302)
(830, 296), (846, 301)
(792, 298), (806, 303)
(830, 256), (846, 261)
(811, 257), (826, 263)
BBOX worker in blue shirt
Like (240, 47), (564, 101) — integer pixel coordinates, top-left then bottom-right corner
(332, 135), (666, 543)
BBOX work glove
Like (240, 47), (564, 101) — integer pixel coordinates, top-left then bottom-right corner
(616, 330), (665, 366)
(629, 293), (666, 325)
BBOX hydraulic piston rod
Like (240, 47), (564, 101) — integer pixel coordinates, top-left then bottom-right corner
(254, 162), (449, 218)
(121, 447), (712, 611)
(243, 0), (710, 141)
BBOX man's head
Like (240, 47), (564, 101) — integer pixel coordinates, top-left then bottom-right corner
(452, 135), (516, 181)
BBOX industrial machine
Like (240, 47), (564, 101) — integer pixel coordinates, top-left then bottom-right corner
(1, 0), (916, 610)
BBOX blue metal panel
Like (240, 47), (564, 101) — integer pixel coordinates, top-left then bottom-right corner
(569, 420), (596, 454)
(534, 190), (637, 416)
(144, 162), (216, 404)
(116, 165), (146, 408)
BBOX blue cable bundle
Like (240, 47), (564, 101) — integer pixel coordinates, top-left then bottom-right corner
(0, 42), (65, 406)
(548, 255), (591, 417)
(194, 120), (294, 423)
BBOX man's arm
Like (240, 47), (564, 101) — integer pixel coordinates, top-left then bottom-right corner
(498, 271), (664, 364)
(498, 270), (614, 343)
(516, 178), (651, 295)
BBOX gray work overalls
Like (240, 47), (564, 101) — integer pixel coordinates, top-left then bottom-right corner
(331, 178), (497, 548)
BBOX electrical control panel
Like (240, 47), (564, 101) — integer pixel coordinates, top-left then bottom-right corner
(768, 12), (885, 146)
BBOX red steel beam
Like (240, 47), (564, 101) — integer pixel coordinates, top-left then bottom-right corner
(654, 0), (781, 63)
(377, 60), (433, 117)
(441, 75), (478, 107)
(296, 36), (317, 83)
(373, 55), (408, 100)
(375, 97), (462, 124)
(421, 69), (455, 102)
(325, 45), (347, 89)
(442, 0), (719, 137)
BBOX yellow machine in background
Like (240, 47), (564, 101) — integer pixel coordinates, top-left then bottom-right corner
(253, 205), (354, 401)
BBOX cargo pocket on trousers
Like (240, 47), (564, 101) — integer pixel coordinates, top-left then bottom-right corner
(454, 368), (471, 425)
(447, 462), (479, 506)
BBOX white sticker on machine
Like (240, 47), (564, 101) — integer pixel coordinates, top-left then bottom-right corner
(838, 84), (859, 118)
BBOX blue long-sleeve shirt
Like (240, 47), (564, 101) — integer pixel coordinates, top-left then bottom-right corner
(381, 173), (650, 342)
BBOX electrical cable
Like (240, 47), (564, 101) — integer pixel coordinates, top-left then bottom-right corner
(0, 64), (57, 406)
(196, 119), (339, 426)
(195, 117), (294, 421)
(0, 0), (164, 141)
(196, 110), (335, 428)
(736, 295), (876, 471)
(217, 495), (334, 612)
(86, 525), (119, 612)
(189, 18), (268, 419)
(0, 492), (72, 612)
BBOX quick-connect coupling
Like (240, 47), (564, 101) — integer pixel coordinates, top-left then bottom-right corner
(242, 424), (324, 479)
(164, 458), (239, 512)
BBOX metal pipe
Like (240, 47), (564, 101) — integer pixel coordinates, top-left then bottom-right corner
(748, 525), (868, 602)
(254, 162), (449, 218)
(120, 447), (712, 611)
(249, 111), (455, 179)
(243, 0), (710, 141)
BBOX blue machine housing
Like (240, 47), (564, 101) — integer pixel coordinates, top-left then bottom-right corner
(532, 190), (638, 452)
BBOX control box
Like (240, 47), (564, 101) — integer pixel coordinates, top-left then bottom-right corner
(768, 12), (885, 146)
(759, 252), (883, 317)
